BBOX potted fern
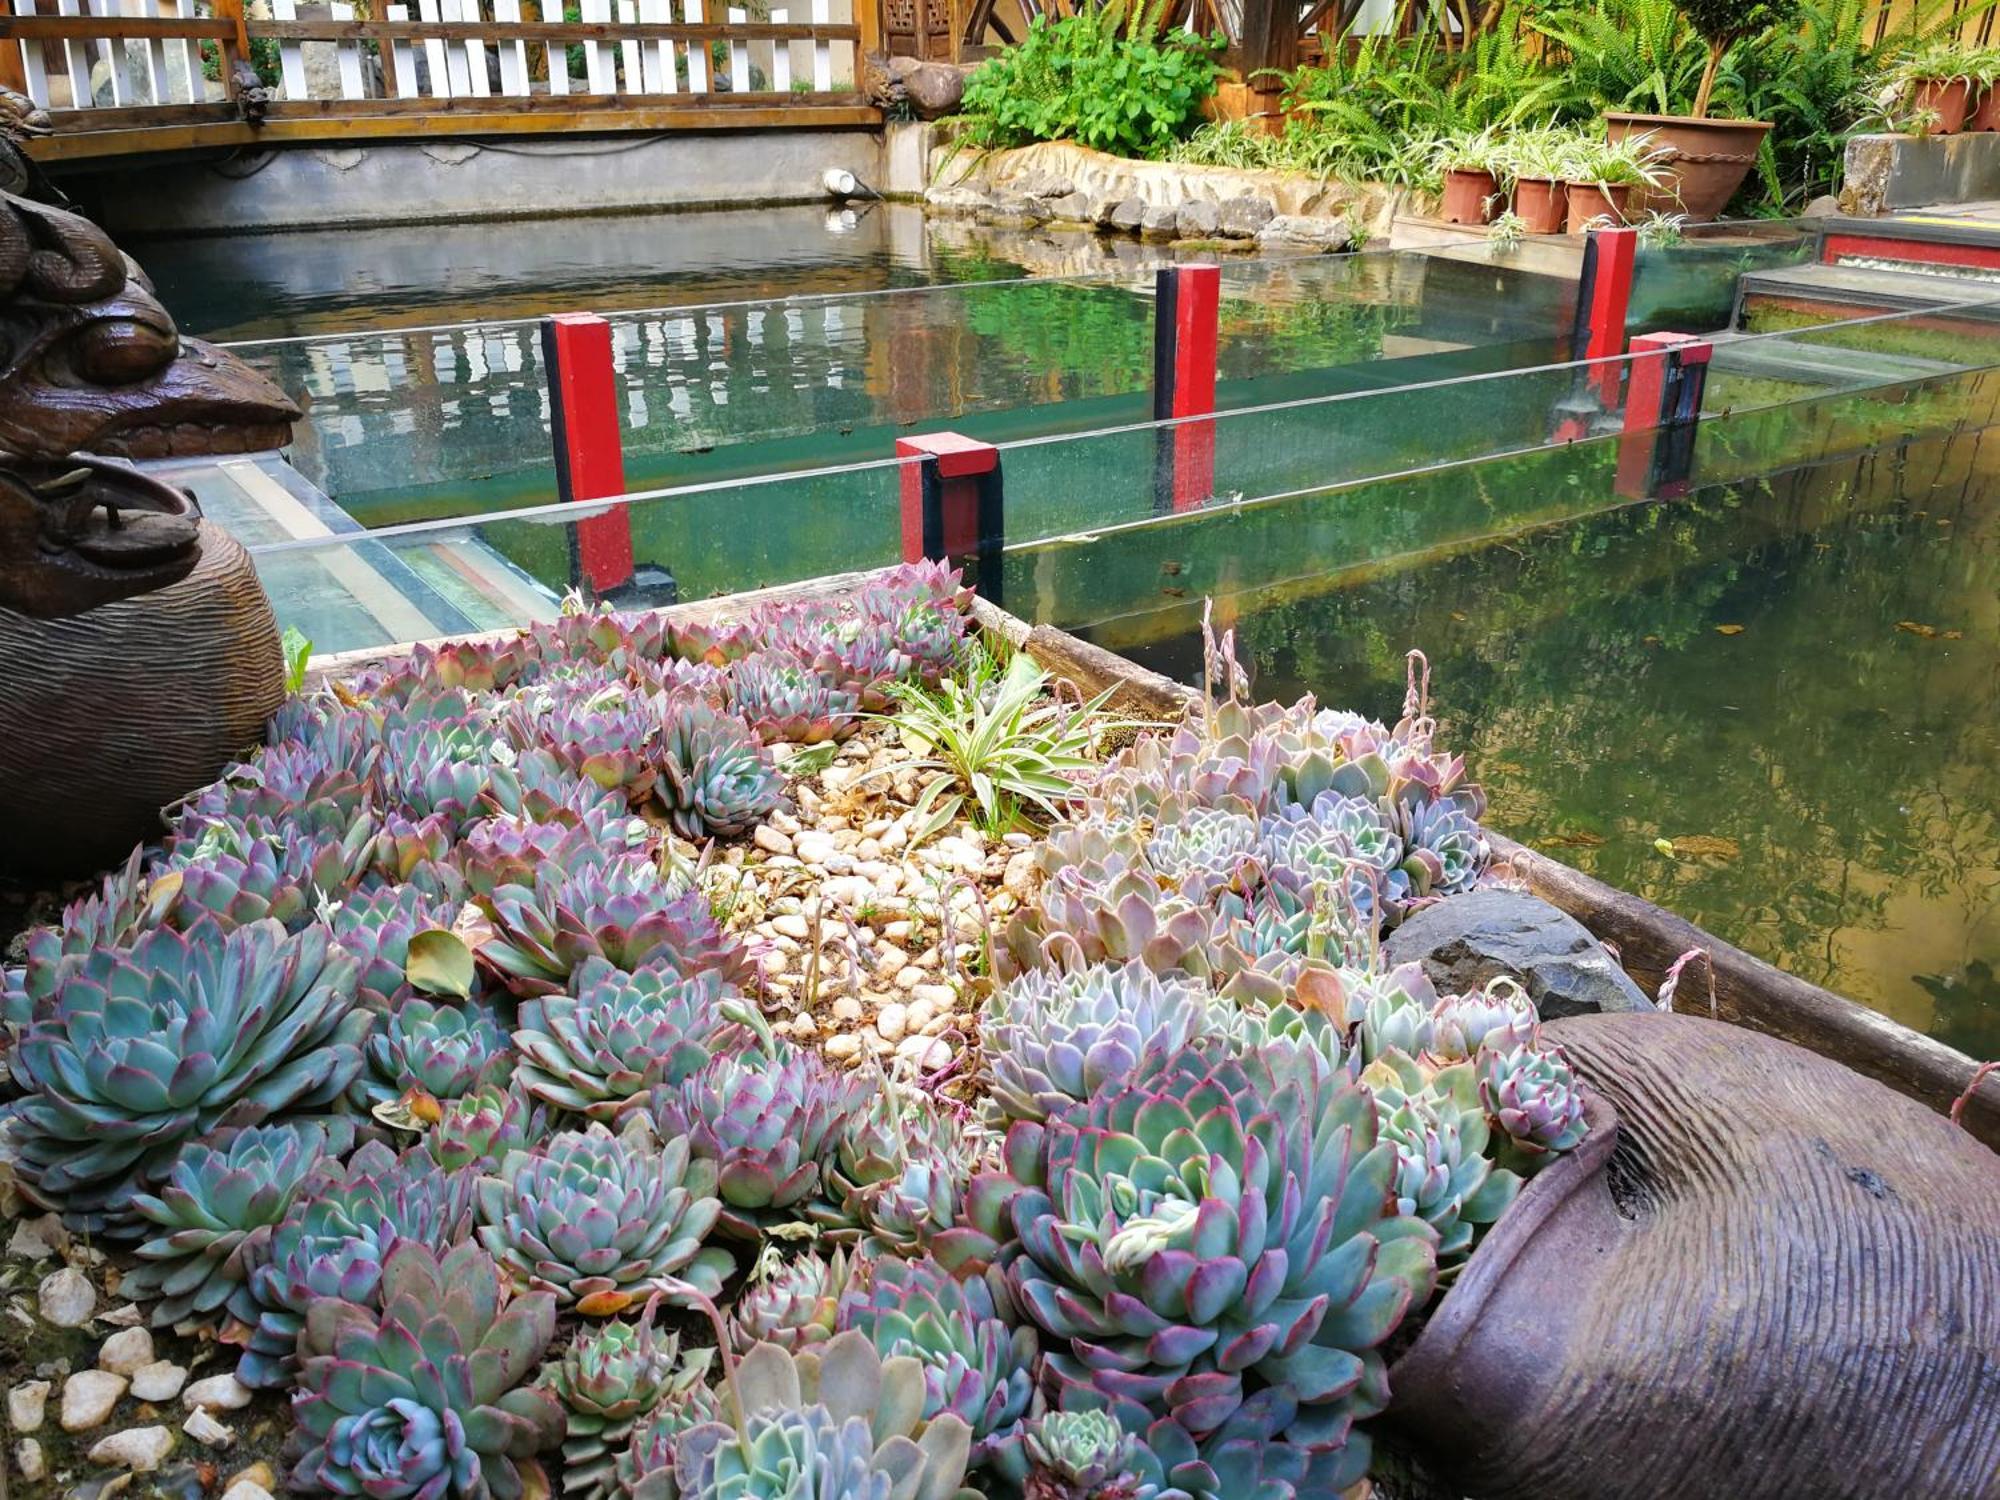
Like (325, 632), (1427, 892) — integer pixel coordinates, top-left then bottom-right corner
(1599, 0), (1796, 220)
(1890, 41), (1977, 135)
(1561, 133), (1668, 232)
(1432, 128), (1509, 226)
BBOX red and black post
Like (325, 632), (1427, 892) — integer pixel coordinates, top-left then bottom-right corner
(541, 311), (638, 599)
(896, 431), (1005, 605)
(1552, 226), (1640, 442)
(1152, 263), (1221, 513)
(1615, 331), (1713, 500)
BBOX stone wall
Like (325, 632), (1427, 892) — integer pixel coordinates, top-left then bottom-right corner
(1842, 132), (2000, 216)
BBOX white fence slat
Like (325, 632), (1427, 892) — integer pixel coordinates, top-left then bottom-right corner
(578, 0), (612, 93)
(638, 0), (673, 92)
(454, 0), (489, 97)
(126, 0), (167, 102)
(269, 0), (308, 97)
(617, 0), (639, 91)
(543, 0), (568, 93)
(329, 0), (365, 97)
(493, 0), (528, 96)
(769, 5), (787, 91)
(87, 0), (131, 104)
(165, 0), (198, 102)
(15, 0), (51, 107)
(416, 0), (458, 96)
(809, 0), (828, 91)
(682, 0), (704, 90)
(54, 0), (90, 108)
(386, 2), (418, 96)
(724, 4), (744, 89)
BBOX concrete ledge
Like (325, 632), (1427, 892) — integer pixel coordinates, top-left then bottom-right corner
(1842, 131), (2000, 215)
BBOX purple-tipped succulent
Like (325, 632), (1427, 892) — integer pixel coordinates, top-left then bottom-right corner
(653, 694), (782, 839)
(507, 668), (664, 806)
(1479, 1038), (1589, 1161)
(476, 1127), (731, 1313)
(380, 712), (516, 834)
(811, 1079), (984, 1256)
(512, 957), (746, 1122)
(1144, 806), (1262, 899)
(9, 917), (367, 1233)
(424, 1083), (552, 1174)
(726, 655), (860, 745)
(356, 997), (511, 1109)
(328, 884), (465, 1009)
(122, 1120), (356, 1332)
(290, 1240), (564, 1499)
(545, 1297), (715, 1500)
(1428, 976), (1539, 1064)
(612, 1380), (728, 1500)
(726, 1244), (873, 1354)
(1400, 798), (1488, 899)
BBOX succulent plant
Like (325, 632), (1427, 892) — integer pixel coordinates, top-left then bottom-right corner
(10, 918), (368, 1232)
(1428, 976), (1539, 1064)
(1362, 1049), (1521, 1270)
(979, 961), (1216, 1126)
(835, 1256), (1038, 1467)
(1143, 807), (1262, 899)
(477, 852), (753, 997)
(357, 997), (511, 1109)
(234, 1140), (477, 1388)
(1004, 864), (1218, 983)
(648, 1045), (863, 1239)
(936, 1037), (1436, 1490)
(458, 810), (649, 900)
(476, 1127), (731, 1313)
(1343, 962), (1447, 1064)
(613, 1382), (728, 1500)
(1479, 1039), (1589, 1162)
(653, 694), (783, 839)
(508, 670), (664, 806)
(1399, 799), (1488, 899)
(122, 1120), (356, 1332)
(380, 712), (516, 834)
(661, 615), (757, 668)
(727, 656), (860, 745)
(329, 884), (466, 1010)
(1019, 1409), (1150, 1500)
(726, 1244), (872, 1354)
(3, 852), (153, 1027)
(810, 1076), (983, 1256)
(1206, 995), (1357, 1091)
(546, 1299), (716, 1500)
(644, 1331), (979, 1500)
(155, 819), (379, 933)
(291, 1240), (565, 1499)
(513, 958), (746, 1121)
(424, 1084), (552, 1174)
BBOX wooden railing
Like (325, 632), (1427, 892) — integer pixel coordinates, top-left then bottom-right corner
(0, 0), (879, 156)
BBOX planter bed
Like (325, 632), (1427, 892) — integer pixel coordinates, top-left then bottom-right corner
(1, 566), (1994, 1500)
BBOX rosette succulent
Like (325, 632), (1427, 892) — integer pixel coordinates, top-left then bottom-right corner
(1428, 977), (1539, 1064)
(513, 958), (745, 1121)
(654, 695), (782, 839)
(380, 711), (516, 833)
(726, 1245), (872, 1354)
(727, 656), (860, 745)
(425, 1084), (551, 1174)
(357, 998), (511, 1109)
(980, 961), (1215, 1126)
(1020, 1410), (1150, 1500)
(477, 1127), (731, 1312)
(1399, 799), (1488, 899)
(937, 1037), (1436, 1490)
(835, 1256), (1038, 1468)
(546, 1301), (715, 1500)
(10, 917), (367, 1231)
(291, 1240), (565, 1499)
(234, 1141), (477, 1388)
(156, 820), (378, 933)
(1144, 807), (1262, 899)
(1479, 1039), (1589, 1161)
(812, 1078), (982, 1255)
(641, 1332), (979, 1500)
(1362, 1049), (1520, 1270)
(507, 670), (664, 806)
(331, 884), (465, 1009)
(122, 1120), (356, 1331)
(613, 1383), (728, 1500)
(649, 1045), (862, 1238)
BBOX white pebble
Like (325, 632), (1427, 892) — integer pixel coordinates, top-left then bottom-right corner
(912, 983), (957, 1009)
(830, 996), (864, 1024)
(98, 1327), (155, 1376)
(222, 1485), (276, 1500)
(7, 1214), (65, 1261)
(825, 1035), (862, 1062)
(896, 966), (924, 991)
(753, 825), (793, 857)
(130, 1362), (187, 1403)
(793, 831), (838, 865)
(875, 1003), (908, 1043)
(895, 1035), (952, 1072)
(770, 808), (803, 836)
(8, 1380), (49, 1434)
(61, 1370), (127, 1431)
(182, 1373), (253, 1413)
(184, 1408), (235, 1448)
(771, 913), (812, 941)
(88, 1424), (174, 1471)
(15, 1439), (44, 1482)
(874, 947), (907, 982)
(38, 1266), (96, 1327)
(907, 997), (936, 1032)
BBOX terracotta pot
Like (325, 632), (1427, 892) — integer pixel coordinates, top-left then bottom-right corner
(0, 461), (282, 877)
(1440, 167), (1500, 226)
(1564, 180), (1632, 233)
(1512, 177), (1568, 236)
(1974, 83), (2000, 131)
(1385, 1012), (2000, 1500)
(1912, 76), (1973, 135)
(1603, 111), (1773, 221)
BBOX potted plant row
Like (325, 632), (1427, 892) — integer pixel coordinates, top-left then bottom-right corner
(1888, 44), (2000, 136)
(1433, 126), (1669, 237)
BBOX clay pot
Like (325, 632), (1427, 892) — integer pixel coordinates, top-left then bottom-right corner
(1604, 111), (1773, 221)
(1440, 168), (1501, 226)
(1511, 177), (1567, 236)
(0, 464), (282, 877)
(1385, 1012), (2000, 1500)
(1968, 82), (2000, 132)
(1564, 180), (1632, 233)
(1912, 76), (1973, 135)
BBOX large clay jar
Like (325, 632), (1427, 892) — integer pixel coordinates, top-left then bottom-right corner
(0, 468), (281, 878)
(1385, 1012), (2000, 1499)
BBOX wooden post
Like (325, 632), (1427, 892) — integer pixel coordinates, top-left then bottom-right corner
(1233, 0), (1296, 119)
(213, 0), (247, 97)
(541, 312), (637, 598)
(855, 0), (880, 64)
(896, 431), (1004, 604)
(1152, 263), (1220, 514)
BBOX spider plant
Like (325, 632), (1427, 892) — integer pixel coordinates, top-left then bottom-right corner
(863, 653), (1117, 846)
(1560, 130), (1671, 187)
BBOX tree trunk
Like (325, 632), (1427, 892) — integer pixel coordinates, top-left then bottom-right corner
(1691, 36), (1726, 118)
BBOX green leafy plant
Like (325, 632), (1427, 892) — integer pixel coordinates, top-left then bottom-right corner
(1675, 0), (1801, 116)
(282, 625), (313, 694)
(866, 652), (1116, 845)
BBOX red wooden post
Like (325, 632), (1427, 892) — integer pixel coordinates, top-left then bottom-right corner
(896, 431), (1004, 603)
(1616, 331), (1712, 500)
(1153, 264), (1220, 513)
(1582, 226), (1639, 409)
(541, 312), (635, 597)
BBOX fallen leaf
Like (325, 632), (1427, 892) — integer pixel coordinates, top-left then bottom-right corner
(1161, 560), (1184, 576)
(1666, 834), (1741, 861)
(407, 928), (475, 999)
(576, 1288), (640, 1317)
(1897, 621), (1939, 638)
(1450, 611), (1468, 622)
(1715, 624), (1745, 636)
(1643, 635), (1662, 646)
(1536, 830), (1606, 849)
(1654, 837), (1677, 857)
(1944, 630), (1964, 640)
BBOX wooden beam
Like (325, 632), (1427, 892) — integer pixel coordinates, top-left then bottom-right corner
(0, 15), (233, 37)
(251, 16), (858, 39)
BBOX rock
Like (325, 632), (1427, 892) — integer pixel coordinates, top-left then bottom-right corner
(984, 191), (1048, 227)
(873, 946), (907, 982)
(8, 1213), (66, 1260)
(1381, 889), (1654, 1019)
(15, 1439), (44, 1482)
(1258, 214), (1354, 250)
(1140, 203), (1179, 239)
(97, 1327), (154, 1377)
(907, 997), (936, 1032)
(97, 1303), (145, 1328)
(88, 1425), (174, 1471)
(1002, 850), (1038, 903)
(226, 1461), (278, 1494)
(830, 996), (864, 1024)
(1802, 193), (1840, 218)
(771, 913), (812, 942)
(183, 1408), (234, 1448)
(1106, 196), (1145, 232)
(39, 1266), (96, 1327)
(911, 983), (956, 1009)
(903, 60), (966, 119)
(221, 1485), (276, 1500)
(753, 824), (793, 857)
(793, 830), (838, 866)
(61, 1370), (128, 1431)
(895, 1035), (952, 1072)
(181, 1373), (253, 1413)
(129, 1362), (187, 1403)
(1174, 199), (1221, 239)
(825, 1035), (862, 1063)
(9, 1380), (50, 1433)
(1218, 195), (1277, 238)
(1046, 191), (1094, 223)
(1015, 170), (1075, 200)
(875, 1002), (908, 1043)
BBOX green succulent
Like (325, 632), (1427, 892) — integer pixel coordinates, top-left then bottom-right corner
(654, 695), (783, 840)
(1019, 1409), (1150, 1500)
(1479, 1038), (1590, 1163)
(614, 1382), (728, 1500)
(811, 1077), (982, 1255)
(728, 656), (860, 745)
(476, 1127), (732, 1314)
(726, 1244), (873, 1354)
(356, 997), (510, 1109)
(424, 1083), (551, 1174)
(545, 1299), (716, 1500)
(1428, 976), (1539, 1064)
(291, 1240), (565, 1499)
(1144, 806), (1261, 898)
(1362, 1048), (1522, 1271)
